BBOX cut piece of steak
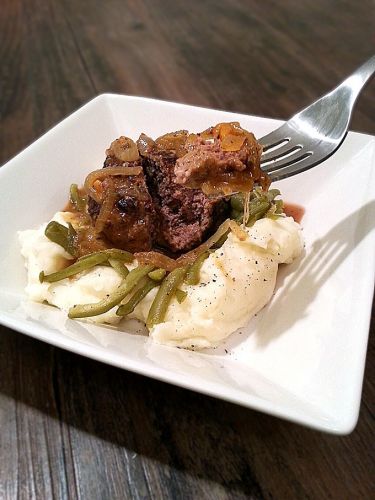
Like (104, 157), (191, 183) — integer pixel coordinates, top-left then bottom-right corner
(141, 137), (228, 253)
(174, 122), (268, 195)
(88, 137), (156, 252)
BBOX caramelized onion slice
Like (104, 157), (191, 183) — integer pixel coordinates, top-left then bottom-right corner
(212, 122), (242, 139)
(155, 130), (188, 157)
(201, 176), (254, 196)
(107, 136), (139, 162)
(136, 219), (232, 271)
(228, 220), (247, 241)
(221, 133), (246, 151)
(209, 122), (254, 152)
(184, 133), (200, 150)
(199, 128), (215, 141)
(137, 133), (155, 156)
(135, 251), (178, 272)
(84, 166), (142, 202)
(95, 187), (117, 233)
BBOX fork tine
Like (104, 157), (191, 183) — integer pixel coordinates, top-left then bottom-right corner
(267, 152), (317, 181)
(261, 142), (303, 163)
(262, 150), (311, 173)
(266, 132), (347, 180)
(258, 123), (292, 151)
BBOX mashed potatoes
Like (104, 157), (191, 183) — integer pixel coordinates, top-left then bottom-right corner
(19, 212), (303, 349)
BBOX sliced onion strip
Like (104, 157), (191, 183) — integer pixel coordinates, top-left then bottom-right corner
(228, 220), (247, 241)
(134, 251), (178, 272)
(84, 166), (142, 202)
(135, 219), (232, 270)
(108, 137), (139, 162)
(95, 188), (117, 233)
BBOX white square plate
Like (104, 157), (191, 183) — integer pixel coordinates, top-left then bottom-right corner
(1, 95), (374, 434)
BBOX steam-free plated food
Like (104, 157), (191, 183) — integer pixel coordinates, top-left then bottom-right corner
(19, 122), (303, 349)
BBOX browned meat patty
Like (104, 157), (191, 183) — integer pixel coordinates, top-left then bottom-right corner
(174, 122), (267, 195)
(87, 126), (264, 254)
(88, 137), (156, 252)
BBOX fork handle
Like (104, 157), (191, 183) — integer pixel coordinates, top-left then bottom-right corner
(338, 55), (375, 102)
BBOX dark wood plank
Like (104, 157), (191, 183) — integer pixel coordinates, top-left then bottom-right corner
(0, 0), (96, 163)
(60, 0), (375, 133)
(0, 0), (374, 499)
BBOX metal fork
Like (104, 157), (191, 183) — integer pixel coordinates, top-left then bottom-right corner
(260, 55), (375, 181)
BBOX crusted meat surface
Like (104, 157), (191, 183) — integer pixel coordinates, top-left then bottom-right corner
(88, 139), (156, 252)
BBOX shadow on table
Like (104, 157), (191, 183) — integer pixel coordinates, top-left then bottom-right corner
(1, 203), (375, 498)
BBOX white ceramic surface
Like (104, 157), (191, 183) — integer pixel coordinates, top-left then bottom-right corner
(1, 94), (374, 434)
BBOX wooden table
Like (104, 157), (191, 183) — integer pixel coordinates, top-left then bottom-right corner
(1, 1), (374, 498)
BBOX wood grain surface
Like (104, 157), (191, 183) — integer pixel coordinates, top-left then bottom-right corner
(0, 1), (374, 498)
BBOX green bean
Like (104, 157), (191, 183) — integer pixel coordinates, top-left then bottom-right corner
(253, 187), (264, 199)
(45, 221), (77, 256)
(185, 251), (209, 285)
(146, 267), (187, 328)
(68, 265), (154, 318)
(274, 199), (284, 214)
(264, 198), (283, 218)
(78, 248), (134, 263)
(230, 193), (244, 212)
(41, 247), (134, 283)
(246, 211), (268, 227)
(211, 231), (229, 249)
(249, 199), (270, 215)
(230, 188), (283, 226)
(148, 268), (166, 281)
(117, 277), (157, 316)
(69, 183), (86, 211)
(40, 253), (108, 283)
(244, 199), (270, 226)
(230, 209), (242, 220)
(175, 289), (187, 304)
(266, 189), (281, 202)
(108, 259), (129, 278)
